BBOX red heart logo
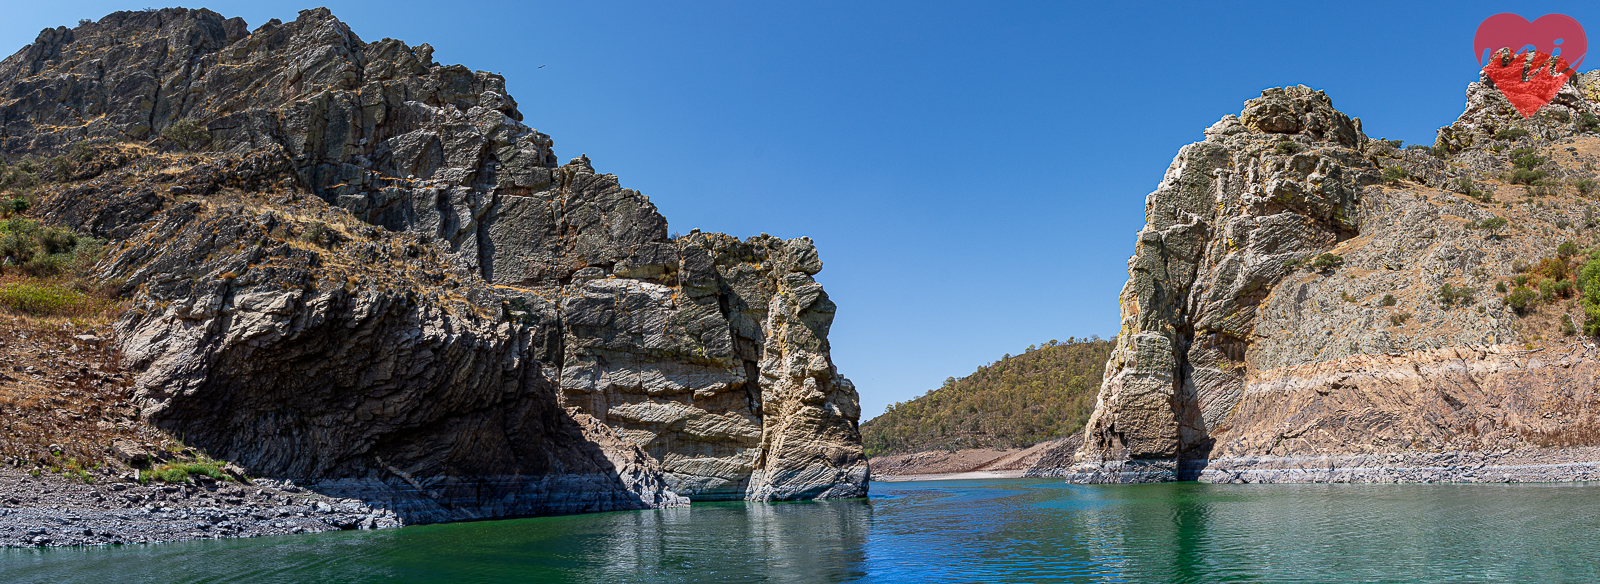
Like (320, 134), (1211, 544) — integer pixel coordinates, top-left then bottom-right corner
(1483, 50), (1576, 118)
(1475, 13), (1586, 118)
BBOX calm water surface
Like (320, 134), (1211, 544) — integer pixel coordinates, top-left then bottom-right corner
(4, 478), (1600, 583)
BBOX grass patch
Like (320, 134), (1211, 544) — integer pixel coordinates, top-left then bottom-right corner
(143, 457), (230, 484)
(0, 280), (115, 317)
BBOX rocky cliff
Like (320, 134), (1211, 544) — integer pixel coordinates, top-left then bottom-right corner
(0, 7), (865, 522)
(1051, 72), (1600, 483)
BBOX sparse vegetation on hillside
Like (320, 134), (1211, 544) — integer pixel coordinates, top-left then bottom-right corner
(1579, 113), (1600, 135)
(1580, 251), (1600, 335)
(1437, 283), (1475, 308)
(1470, 216), (1508, 239)
(1309, 252), (1343, 273)
(1382, 166), (1409, 185)
(1508, 147), (1549, 185)
(0, 217), (121, 318)
(1501, 243), (1590, 320)
(161, 119), (212, 152)
(1494, 128), (1530, 141)
(861, 337), (1115, 456)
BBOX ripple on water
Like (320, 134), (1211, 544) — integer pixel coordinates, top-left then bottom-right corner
(4, 479), (1600, 583)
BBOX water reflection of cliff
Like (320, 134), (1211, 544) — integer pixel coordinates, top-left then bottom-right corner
(577, 500), (871, 583)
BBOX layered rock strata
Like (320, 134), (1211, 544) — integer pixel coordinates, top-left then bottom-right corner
(1, 7), (865, 522)
(1059, 77), (1600, 483)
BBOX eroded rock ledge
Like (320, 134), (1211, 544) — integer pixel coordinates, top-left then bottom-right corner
(0, 6), (866, 529)
(1052, 75), (1600, 483)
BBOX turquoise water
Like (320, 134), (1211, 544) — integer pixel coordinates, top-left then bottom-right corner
(5, 478), (1600, 582)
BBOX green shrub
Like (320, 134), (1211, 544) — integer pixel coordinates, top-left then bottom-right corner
(1494, 128), (1531, 141)
(1472, 216), (1508, 239)
(1578, 113), (1600, 134)
(1583, 257), (1600, 334)
(1275, 141), (1301, 155)
(1382, 166), (1409, 185)
(1526, 184), (1557, 197)
(69, 141), (93, 162)
(1508, 147), (1548, 185)
(1455, 177), (1491, 201)
(8, 197), (26, 214)
(1540, 279), (1573, 301)
(0, 166), (37, 191)
(1506, 286), (1537, 314)
(0, 218), (106, 279)
(1578, 178), (1597, 196)
(301, 222), (332, 247)
(46, 155), (72, 181)
(1438, 283), (1475, 308)
(1510, 168), (1549, 185)
(1496, 281), (1508, 293)
(1545, 109), (1572, 123)
(1309, 253), (1344, 272)
(0, 230), (38, 264)
(1559, 241), (1581, 257)
(161, 119), (212, 152)
(1381, 293), (1397, 307)
(1390, 312), (1412, 326)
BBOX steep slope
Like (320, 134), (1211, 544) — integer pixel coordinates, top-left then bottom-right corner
(1051, 69), (1600, 483)
(861, 337), (1112, 456)
(0, 7), (865, 524)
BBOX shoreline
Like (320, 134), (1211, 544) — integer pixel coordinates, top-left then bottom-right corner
(15, 447), (1600, 549)
(0, 468), (399, 548)
(873, 470), (1027, 483)
(1035, 446), (1600, 485)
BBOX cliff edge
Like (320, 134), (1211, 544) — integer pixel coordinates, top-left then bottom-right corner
(0, 6), (866, 526)
(1041, 71), (1600, 484)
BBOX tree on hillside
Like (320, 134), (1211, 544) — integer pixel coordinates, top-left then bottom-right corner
(860, 337), (1115, 457)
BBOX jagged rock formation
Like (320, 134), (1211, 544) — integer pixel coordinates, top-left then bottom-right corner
(1054, 76), (1600, 483)
(1064, 86), (1379, 481)
(0, 7), (865, 520)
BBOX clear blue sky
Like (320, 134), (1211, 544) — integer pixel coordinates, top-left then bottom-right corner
(5, 2), (1597, 422)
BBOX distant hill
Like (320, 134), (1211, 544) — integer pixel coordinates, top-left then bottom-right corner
(861, 337), (1115, 457)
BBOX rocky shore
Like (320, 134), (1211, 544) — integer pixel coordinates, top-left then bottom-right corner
(1031, 446), (1600, 484)
(1200, 446), (1600, 484)
(0, 468), (399, 548)
(870, 434), (1079, 481)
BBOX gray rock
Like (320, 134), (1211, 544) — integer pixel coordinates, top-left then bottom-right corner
(0, 6), (865, 534)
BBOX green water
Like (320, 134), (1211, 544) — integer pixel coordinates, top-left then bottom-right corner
(4, 478), (1600, 583)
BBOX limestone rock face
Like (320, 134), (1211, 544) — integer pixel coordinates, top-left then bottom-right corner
(1436, 69), (1600, 153)
(554, 232), (865, 500)
(1070, 86), (1377, 481)
(3, 7), (864, 520)
(1059, 77), (1600, 483)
